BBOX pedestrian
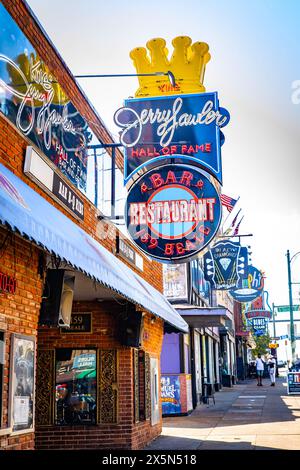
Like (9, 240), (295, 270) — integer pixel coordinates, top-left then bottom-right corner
(255, 354), (265, 386)
(268, 355), (276, 386)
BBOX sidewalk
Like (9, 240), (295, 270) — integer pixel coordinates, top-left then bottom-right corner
(145, 375), (300, 450)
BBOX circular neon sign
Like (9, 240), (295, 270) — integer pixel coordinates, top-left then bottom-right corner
(229, 266), (264, 303)
(125, 164), (222, 263)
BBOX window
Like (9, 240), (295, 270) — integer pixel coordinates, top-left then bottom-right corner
(55, 349), (97, 425)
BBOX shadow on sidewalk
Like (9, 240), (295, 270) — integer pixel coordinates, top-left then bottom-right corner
(144, 434), (288, 450)
(161, 377), (298, 430)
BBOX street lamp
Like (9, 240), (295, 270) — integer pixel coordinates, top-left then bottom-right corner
(286, 249), (300, 362)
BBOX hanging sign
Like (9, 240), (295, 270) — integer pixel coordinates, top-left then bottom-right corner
(245, 290), (272, 320)
(229, 265), (264, 303)
(0, 4), (93, 192)
(246, 310), (272, 320)
(191, 259), (211, 303)
(248, 318), (268, 337)
(287, 372), (300, 395)
(114, 93), (230, 185)
(204, 241), (248, 290)
(125, 164), (222, 263)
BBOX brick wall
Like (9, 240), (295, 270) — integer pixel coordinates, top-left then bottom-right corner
(0, 227), (43, 449)
(36, 302), (163, 449)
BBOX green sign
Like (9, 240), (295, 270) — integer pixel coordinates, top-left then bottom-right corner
(276, 305), (300, 313)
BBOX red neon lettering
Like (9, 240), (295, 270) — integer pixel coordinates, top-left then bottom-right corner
(181, 145), (188, 154)
(141, 233), (150, 243)
(199, 226), (211, 236)
(141, 183), (148, 193)
(179, 171), (193, 187)
(149, 238), (158, 249)
(135, 228), (146, 238)
(131, 148), (139, 158)
(150, 173), (164, 189)
(185, 240), (196, 251)
(205, 143), (211, 152)
(196, 179), (204, 189)
(165, 244), (175, 256)
(165, 171), (177, 184)
(8, 277), (15, 294)
(2, 275), (7, 292)
(176, 243), (185, 255)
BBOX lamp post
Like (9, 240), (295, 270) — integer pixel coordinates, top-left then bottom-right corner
(286, 249), (300, 362)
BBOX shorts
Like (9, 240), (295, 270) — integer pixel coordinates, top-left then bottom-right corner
(257, 370), (264, 377)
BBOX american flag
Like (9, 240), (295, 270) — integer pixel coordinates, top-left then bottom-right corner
(220, 194), (238, 213)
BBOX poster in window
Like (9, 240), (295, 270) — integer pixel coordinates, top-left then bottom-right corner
(161, 375), (181, 415)
(9, 335), (35, 433)
(163, 264), (188, 301)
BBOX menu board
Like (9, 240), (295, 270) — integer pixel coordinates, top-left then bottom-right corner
(287, 372), (300, 395)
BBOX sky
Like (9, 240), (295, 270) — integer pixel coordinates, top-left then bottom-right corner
(27, 0), (300, 307)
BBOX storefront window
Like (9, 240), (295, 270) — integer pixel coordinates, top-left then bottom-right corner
(55, 349), (97, 426)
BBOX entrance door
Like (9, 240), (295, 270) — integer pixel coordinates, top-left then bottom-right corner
(150, 357), (160, 426)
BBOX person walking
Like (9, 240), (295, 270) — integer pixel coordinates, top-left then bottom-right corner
(255, 354), (265, 386)
(268, 355), (276, 386)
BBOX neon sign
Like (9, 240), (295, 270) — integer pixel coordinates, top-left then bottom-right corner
(0, 4), (92, 191)
(125, 164), (221, 263)
(229, 266), (264, 303)
(115, 93), (230, 185)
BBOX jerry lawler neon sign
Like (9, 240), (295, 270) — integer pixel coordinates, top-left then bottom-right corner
(115, 96), (229, 148)
(115, 92), (229, 185)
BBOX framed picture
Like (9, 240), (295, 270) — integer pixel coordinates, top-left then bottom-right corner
(9, 334), (35, 434)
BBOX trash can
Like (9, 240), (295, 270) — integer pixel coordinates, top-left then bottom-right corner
(222, 374), (232, 387)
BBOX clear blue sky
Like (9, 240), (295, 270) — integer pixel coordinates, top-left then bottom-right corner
(27, 0), (300, 306)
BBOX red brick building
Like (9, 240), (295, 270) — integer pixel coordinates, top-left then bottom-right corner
(0, 0), (187, 450)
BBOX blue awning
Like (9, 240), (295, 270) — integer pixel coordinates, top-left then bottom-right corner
(0, 164), (188, 333)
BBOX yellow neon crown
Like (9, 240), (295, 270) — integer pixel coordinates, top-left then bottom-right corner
(130, 36), (210, 98)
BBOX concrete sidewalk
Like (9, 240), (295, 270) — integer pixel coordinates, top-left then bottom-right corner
(145, 375), (300, 450)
